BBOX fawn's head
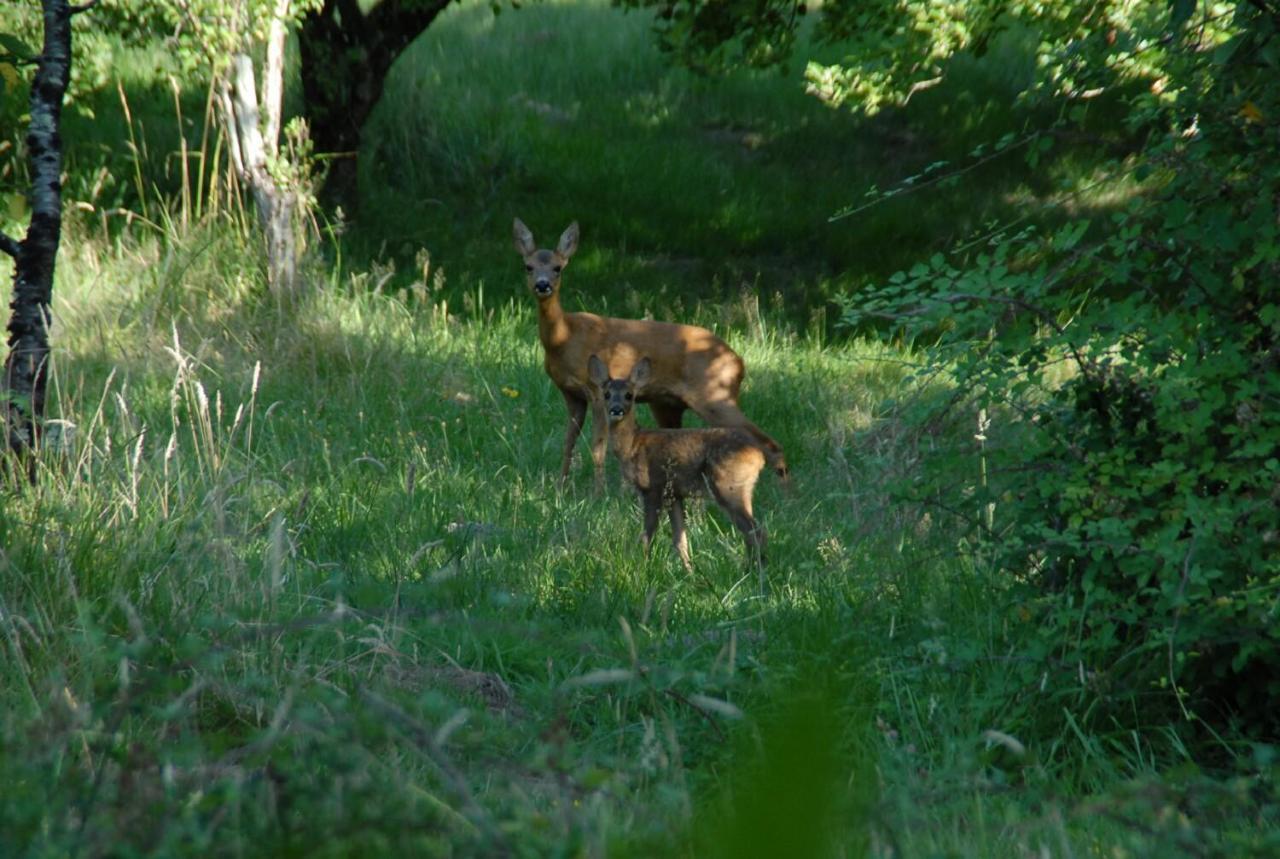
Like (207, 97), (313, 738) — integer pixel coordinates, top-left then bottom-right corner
(588, 355), (651, 424)
(513, 218), (578, 300)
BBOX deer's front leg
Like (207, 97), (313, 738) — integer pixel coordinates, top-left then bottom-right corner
(588, 396), (609, 496)
(559, 389), (588, 489)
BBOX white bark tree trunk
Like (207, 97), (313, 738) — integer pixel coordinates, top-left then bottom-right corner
(219, 0), (303, 301)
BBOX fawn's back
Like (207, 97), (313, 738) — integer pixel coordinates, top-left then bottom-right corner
(623, 426), (766, 500)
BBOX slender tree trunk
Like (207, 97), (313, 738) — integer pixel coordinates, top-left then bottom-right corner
(219, 0), (302, 301)
(2, 0), (85, 480)
(298, 0), (451, 208)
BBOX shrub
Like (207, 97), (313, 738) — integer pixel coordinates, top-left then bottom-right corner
(841, 3), (1280, 742)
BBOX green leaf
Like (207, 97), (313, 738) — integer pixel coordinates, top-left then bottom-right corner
(1168, 0), (1196, 32)
(1213, 34), (1245, 65)
(0, 34), (37, 61)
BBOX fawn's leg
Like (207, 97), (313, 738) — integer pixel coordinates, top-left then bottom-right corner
(559, 389), (588, 488)
(669, 497), (692, 571)
(712, 482), (767, 568)
(641, 495), (661, 558)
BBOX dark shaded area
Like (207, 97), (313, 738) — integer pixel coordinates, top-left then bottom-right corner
(299, 0), (453, 207)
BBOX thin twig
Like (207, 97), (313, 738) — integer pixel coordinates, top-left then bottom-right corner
(0, 232), (18, 258)
(830, 134), (1038, 223)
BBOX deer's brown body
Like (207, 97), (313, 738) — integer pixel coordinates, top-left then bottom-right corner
(514, 218), (786, 492)
(589, 355), (768, 569)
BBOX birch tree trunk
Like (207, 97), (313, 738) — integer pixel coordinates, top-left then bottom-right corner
(218, 0), (303, 301)
(1, 0), (86, 480)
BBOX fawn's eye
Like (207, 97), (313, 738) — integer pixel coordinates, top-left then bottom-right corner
(624, 393), (634, 401)
(553, 265), (562, 274)
(525, 265), (534, 273)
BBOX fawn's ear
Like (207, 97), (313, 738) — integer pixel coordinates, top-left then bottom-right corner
(588, 354), (609, 388)
(630, 357), (652, 389)
(513, 218), (535, 257)
(557, 221), (579, 260)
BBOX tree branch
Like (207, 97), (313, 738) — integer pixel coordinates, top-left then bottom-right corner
(0, 233), (18, 259)
(261, 0), (290, 156)
(69, 0), (98, 13)
(366, 0), (452, 52)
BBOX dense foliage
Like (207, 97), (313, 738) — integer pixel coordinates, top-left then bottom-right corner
(840, 1), (1280, 740)
(625, 0), (1280, 745)
(620, 0), (1183, 114)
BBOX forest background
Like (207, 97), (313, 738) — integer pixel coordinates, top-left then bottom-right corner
(1, 0), (1278, 855)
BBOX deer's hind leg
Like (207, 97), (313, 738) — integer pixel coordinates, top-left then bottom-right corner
(710, 458), (767, 567)
(689, 397), (788, 481)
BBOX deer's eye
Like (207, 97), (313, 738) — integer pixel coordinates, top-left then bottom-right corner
(552, 265), (562, 274)
(624, 393), (634, 401)
(525, 264), (533, 272)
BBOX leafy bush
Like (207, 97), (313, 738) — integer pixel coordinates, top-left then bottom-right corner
(842, 3), (1280, 741)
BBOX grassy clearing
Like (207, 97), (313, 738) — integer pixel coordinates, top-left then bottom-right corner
(3, 221), (1272, 855)
(1, 0), (1275, 855)
(0, 222), (895, 852)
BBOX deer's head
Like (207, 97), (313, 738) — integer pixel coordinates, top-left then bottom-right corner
(588, 355), (651, 424)
(513, 218), (578, 300)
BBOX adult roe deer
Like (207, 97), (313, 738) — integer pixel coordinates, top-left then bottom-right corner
(588, 354), (769, 570)
(513, 217), (786, 493)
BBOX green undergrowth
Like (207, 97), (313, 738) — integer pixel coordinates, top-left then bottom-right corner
(1, 219), (1275, 856)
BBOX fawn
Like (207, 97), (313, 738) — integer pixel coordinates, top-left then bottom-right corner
(588, 354), (769, 570)
(513, 218), (786, 493)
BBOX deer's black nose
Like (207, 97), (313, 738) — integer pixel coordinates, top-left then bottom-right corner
(534, 279), (552, 294)
(609, 406), (624, 417)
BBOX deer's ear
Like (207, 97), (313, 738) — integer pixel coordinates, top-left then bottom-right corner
(557, 221), (579, 260)
(513, 218), (535, 256)
(588, 354), (609, 387)
(630, 357), (652, 388)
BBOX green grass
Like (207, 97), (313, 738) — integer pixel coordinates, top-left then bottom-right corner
(2, 221), (1274, 856)
(1, 0), (1276, 855)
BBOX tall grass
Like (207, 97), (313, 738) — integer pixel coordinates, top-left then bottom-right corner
(5, 213), (1273, 854)
(0, 1), (1275, 855)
